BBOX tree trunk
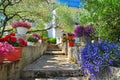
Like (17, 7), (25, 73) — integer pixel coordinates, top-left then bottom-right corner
(0, 20), (7, 38)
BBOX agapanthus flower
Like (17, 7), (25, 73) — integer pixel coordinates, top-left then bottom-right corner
(80, 41), (120, 80)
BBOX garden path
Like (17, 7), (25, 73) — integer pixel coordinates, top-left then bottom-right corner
(21, 44), (87, 80)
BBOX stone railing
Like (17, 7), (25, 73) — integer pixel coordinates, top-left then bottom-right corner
(0, 43), (47, 80)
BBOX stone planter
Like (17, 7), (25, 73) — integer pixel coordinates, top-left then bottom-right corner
(87, 66), (120, 80)
(16, 27), (29, 35)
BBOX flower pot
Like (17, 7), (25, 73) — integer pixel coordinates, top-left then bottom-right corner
(4, 47), (22, 61)
(0, 55), (4, 64)
(69, 41), (75, 47)
(16, 27), (29, 34)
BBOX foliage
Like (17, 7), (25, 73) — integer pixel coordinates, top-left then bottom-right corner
(80, 0), (120, 42)
(48, 38), (56, 44)
(11, 21), (32, 29)
(56, 5), (80, 32)
(0, 42), (15, 56)
(0, 0), (50, 37)
(0, 0), (22, 37)
(81, 41), (120, 80)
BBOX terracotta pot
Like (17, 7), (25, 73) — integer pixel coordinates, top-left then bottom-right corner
(69, 41), (75, 47)
(4, 47), (22, 61)
(0, 55), (4, 64)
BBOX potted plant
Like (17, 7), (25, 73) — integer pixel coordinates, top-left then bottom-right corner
(68, 39), (75, 47)
(27, 35), (39, 46)
(11, 21), (32, 34)
(81, 41), (120, 80)
(0, 33), (27, 61)
(62, 34), (67, 42)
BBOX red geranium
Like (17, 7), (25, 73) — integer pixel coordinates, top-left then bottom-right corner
(0, 33), (27, 47)
(0, 38), (6, 42)
(18, 38), (27, 46)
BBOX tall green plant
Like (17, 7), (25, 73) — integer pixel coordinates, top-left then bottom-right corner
(79, 0), (120, 42)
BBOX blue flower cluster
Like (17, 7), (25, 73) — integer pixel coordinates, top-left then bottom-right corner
(81, 41), (120, 79)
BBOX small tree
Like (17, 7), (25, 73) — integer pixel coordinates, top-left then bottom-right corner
(0, 0), (22, 37)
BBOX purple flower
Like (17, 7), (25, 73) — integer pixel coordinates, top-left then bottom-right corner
(74, 25), (95, 38)
(32, 34), (40, 39)
(74, 25), (84, 37)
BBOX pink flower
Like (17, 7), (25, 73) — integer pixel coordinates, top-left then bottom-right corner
(0, 42), (15, 56)
(11, 21), (32, 29)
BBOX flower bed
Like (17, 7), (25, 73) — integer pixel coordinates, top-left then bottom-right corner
(80, 41), (120, 80)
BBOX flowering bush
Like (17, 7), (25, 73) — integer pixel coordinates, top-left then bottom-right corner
(81, 41), (120, 80)
(11, 21), (32, 29)
(74, 25), (95, 37)
(0, 42), (15, 56)
(74, 26), (84, 37)
(0, 33), (27, 47)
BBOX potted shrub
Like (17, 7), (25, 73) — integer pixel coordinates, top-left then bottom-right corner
(81, 41), (120, 80)
(11, 21), (32, 34)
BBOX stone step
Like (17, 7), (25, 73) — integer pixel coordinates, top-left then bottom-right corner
(46, 44), (62, 51)
(21, 76), (88, 80)
(46, 49), (62, 51)
(21, 55), (84, 79)
(44, 51), (65, 55)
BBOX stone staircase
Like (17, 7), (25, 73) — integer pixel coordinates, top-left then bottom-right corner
(20, 44), (86, 80)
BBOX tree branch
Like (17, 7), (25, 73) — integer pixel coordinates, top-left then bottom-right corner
(0, 0), (6, 5)
(7, 11), (25, 20)
(27, 26), (53, 33)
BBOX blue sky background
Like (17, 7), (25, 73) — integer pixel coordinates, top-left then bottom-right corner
(56, 0), (84, 8)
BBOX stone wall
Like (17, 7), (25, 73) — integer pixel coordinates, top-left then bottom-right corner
(67, 43), (84, 64)
(0, 43), (47, 80)
(90, 66), (120, 80)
